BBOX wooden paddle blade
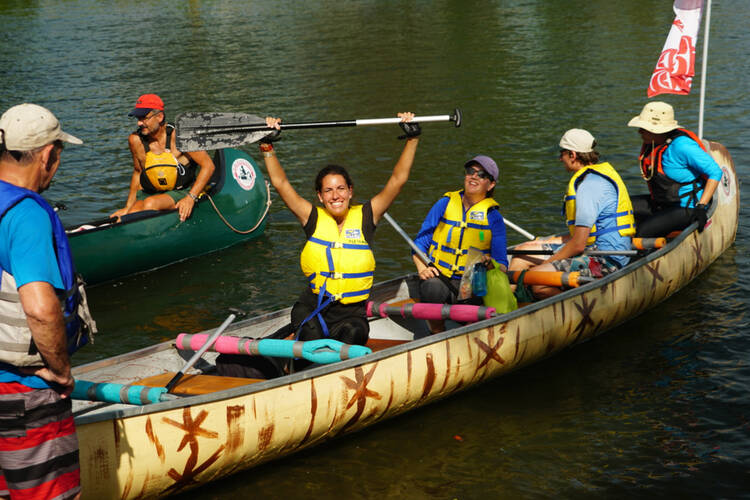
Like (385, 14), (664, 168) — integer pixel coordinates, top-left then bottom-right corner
(175, 112), (273, 151)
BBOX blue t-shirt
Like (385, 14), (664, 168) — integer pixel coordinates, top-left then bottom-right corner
(0, 198), (63, 388)
(414, 194), (509, 267)
(662, 135), (723, 208)
(574, 174), (631, 268)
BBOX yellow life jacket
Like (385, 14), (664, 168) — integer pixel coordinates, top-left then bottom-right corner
(141, 150), (182, 192)
(428, 190), (498, 278)
(139, 124), (197, 193)
(300, 205), (375, 304)
(563, 162), (636, 245)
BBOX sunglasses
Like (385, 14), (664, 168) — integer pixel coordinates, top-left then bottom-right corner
(464, 165), (493, 181)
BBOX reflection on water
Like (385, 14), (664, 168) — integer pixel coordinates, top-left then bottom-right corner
(2, 0), (749, 497)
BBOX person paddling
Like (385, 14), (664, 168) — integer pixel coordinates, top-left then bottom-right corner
(222, 113), (420, 375)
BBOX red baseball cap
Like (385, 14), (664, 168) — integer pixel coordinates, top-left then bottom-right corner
(128, 94), (164, 118)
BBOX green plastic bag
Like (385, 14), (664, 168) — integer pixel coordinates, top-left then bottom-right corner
(483, 259), (517, 314)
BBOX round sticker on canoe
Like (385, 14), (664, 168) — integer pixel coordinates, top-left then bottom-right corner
(232, 158), (256, 191)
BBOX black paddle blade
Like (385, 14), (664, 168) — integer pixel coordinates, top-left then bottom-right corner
(175, 112), (274, 151)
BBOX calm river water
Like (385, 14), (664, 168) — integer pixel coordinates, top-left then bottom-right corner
(2, 0), (748, 498)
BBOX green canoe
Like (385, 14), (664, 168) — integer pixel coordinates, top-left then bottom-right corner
(66, 148), (270, 286)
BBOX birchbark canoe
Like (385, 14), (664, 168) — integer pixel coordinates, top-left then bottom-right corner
(71, 140), (738, 498)
(66, 148), (271, 285)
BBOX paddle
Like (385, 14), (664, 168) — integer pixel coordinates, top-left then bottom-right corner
(165, 313), (235, 393)
(381, 212), (461, 295)
(507, 249), (638, 256)
(504, 218), (535, 240)
(175, 109), (462, 151)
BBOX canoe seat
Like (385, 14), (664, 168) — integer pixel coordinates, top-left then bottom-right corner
(135, 372), (263, 395)
(365, 338), (410, 352)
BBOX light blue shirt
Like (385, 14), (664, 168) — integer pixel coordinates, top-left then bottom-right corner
(662, 135), (723, 208)
(574, 174), (631, 268)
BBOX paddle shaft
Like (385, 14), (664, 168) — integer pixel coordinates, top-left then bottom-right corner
(504, 218), (535, 240)
(507, 249), (638, 256)
(195, 115), (458, 135)
(381, 212), (460, 296)
(165, 313), (235, 393)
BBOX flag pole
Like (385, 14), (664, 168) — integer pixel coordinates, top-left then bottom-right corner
(697, 0), (712, 139)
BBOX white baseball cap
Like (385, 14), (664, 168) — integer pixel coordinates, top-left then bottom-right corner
(559, 128), (596, 153)
(0, 103), (83, 151)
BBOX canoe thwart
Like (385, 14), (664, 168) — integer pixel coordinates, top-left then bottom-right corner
(366, 301), (496, 322)
(508, 270), (593, 288)
(72, 379), (175, 405)
(631, 237), (666, 250)
(175, 335), (372, 364)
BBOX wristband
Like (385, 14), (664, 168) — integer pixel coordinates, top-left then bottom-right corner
(263, 151), (276, 158)
(259, 143), (274, 152)
(186, 192), (199, 202)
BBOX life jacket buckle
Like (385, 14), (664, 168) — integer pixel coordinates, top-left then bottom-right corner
(332, 272), (343, 279)
(332, 242), (344, 249)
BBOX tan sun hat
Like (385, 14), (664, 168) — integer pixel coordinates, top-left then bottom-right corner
(627, 101), (680, 134)
(0, 103), (83, 151)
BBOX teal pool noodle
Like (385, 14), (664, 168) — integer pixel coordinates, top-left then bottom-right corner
(176, 334), (372, 363)
(73, 379), (168, 405)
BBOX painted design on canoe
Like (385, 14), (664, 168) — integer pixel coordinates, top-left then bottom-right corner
(341, 365), (382, 431)
(162, 408), (224, 495)
(572, 295), (597, 343)
(474, 325), (505, 373)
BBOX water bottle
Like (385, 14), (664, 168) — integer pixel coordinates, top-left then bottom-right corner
(471, 263), (487, 297)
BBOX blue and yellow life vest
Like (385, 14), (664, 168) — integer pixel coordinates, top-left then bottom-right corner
(428, 190), (498, 278)
(563, 162), (636, 245)
(300, 205), (375, 304)
(0, 181), (95, 367)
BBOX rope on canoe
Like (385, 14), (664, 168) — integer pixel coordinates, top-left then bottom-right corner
(205, 180), (272, 234)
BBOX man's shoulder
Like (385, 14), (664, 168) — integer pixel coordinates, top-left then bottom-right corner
(2, 198), (53, 238)
(3, 197), (49, 221)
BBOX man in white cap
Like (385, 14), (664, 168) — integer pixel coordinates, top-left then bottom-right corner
(412, 155), (509, 332)
(0, 103), (94, 499)
(627, 101), (722, 236)
(508, 129), (635, 300)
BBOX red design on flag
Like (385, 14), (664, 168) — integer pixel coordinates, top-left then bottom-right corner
(647, 0), (703, 98)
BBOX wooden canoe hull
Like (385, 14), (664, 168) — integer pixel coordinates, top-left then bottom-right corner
(73, 141), (738, 498)
(67, 148), (270, 285)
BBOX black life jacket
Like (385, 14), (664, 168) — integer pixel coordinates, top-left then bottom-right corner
(139, 124), (197, 194)
(638, 128), (708, 208)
